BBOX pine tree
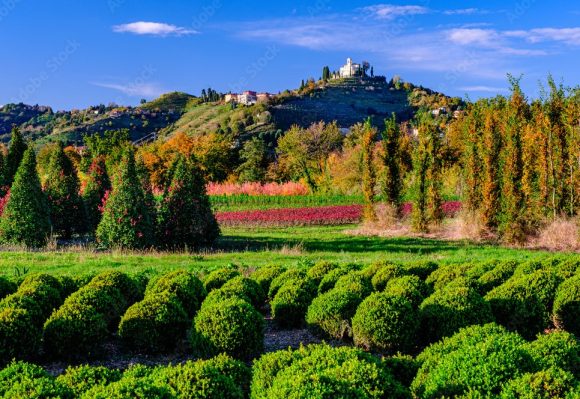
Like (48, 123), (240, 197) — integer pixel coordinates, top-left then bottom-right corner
(4, 126), (28, 187)
(43, 142), (86, 238)
(156, 155), (219, 249)
(361, 119), (377, 222)
(382, 113), (402, 209)
(0, 148), (50, 247)
(96, 149), (155, 249)
(82, 156), (111, 234)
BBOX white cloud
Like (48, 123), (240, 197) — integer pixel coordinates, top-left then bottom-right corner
(112, 21), (197, 37)
(362, 4), (429, 20)
(447, 28), (499, 46)
(444, 8), (482, 15)
(92, 82), (165, 97)
(523, 28), (580, 45)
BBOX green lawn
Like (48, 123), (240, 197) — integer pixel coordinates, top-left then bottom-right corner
(0, 225), (573, 279)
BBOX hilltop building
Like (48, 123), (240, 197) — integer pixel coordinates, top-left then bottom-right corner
(339, 58), (362, 78)
(225, 91), (272, 106)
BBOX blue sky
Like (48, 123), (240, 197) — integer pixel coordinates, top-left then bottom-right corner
(2, 0), (580, 110)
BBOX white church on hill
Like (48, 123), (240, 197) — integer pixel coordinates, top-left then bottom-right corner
(339, 58), (362, 78)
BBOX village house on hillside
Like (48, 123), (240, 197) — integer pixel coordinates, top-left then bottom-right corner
(225, 91), (272, 106)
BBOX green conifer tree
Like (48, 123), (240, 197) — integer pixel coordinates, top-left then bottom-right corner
(4, 126), (28, 187)
(157, 154), (220, 249)
(96, 148), (155, 249)
(82, 156), (111, 234)
(382, 113), (402, 209)
(0, 148), (50, 247)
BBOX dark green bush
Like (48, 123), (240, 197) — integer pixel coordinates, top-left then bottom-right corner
(56, 365), (122, 397)
(360, 260), (394, 278)
(499, 367), (578, 399)
(485, 270), (562, 339)
(525, 331), (580, 375)
(159, 354), (250, 399)
(268, 269), (307, 299)
(385, 275), (431, 307)
(334, 271), (373, 297)
(43, 302), (108, 358)
(403, 260), (438, 280)
(220, 276), (265, 309)
(91, 271), (143, 304)
(371, 264), (405, 291)
(68, 284), (127, 330)
(382, 354), (421, 388)
(201, 287), (251, 310)
(56, 275), (81, 298)
(0, 293), (43, 326)
(251, 265), (286, 294)
(477, 260), (518, 293)
(81, 374), (172, 399)
(146, 270), (206, 317)
(425, 264), (472, 291)
(271, 278), (316, 328)
(0, 307), (40, 364)
(420, 284), (494, 343)
(411, 323), (534, 399)
(317, 266), (354, 295)
(118, 292), (189, 353)
(352, 292), (419, 352)
(306, 261), (337, 284)
(0, 361), (73, 398)
(16, 282), (63, 321)
(305, 287), (364, 339)
(203, 268), (240, 292)
(0, 277), (16, 300)
(251, 344), (410, 399)
(192, 297), (264, 360)
(553, 274), (580, 336)
(20, 273), (64, 296)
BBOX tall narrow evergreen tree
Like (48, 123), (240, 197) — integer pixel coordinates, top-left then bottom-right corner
(480, 102), (502, 229)
(43, 142), (86, 238)
(382, 113), (402, 209)
(361, 119), (377, 222)
(4, 126), (28, 187)
(0, 148), (50, 247)
(82, 155), (111, 234)
(157, 154), (220, 249)
(96, 149), (155, 249)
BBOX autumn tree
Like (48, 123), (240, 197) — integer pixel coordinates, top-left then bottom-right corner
(0, 148), (50, 247)
(43, 142), (86, 238)
(236, 136), (267, 182)
(82, 156), (111, 234)
(479, 101), (503, 229)
(381, 113), (402, 209)
(361, 119), (377, 222)
(156, 155), (220, 249)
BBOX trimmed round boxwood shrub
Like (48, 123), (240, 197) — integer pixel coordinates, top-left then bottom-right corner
(158, 354), (250, 399)
(68, 284), (127, 330)
(251, 344), (410, 399)
(268, 269), (307, 299)
(305, 287), (364, 339)
(352, 292), (419, 352)
(16, 282), (63, 321)
(201, 287), (251, 310)
(0, 277), (16, 300)
(419, 284), (494, 344)
(81, 375), (172, 399)
(382, 354), (421, 388)
(0, 293), (43, 326)
(553, 274), (580, 336)
(306, 261), (337, 284)
(360, 260), (395, 278)
(203, 268), (240, 292)
(271, 278), (316, 328)
(477, 260), (518, 293)
(317, 267), (352, 295)
(192, 297), (264, 360)
(411, 323), (534, 399)
(524, 331), (580, 375)
(220, 276), (265, 309)
(485, 270), (562, 339)
(403, 260), (438, 280)
(385, 275), (430, 307)
(334, 271), (373, 298)
(0, 361), (73, 399)
(56, 275), (81, 298)
(251, 265), (286, 294)
(56, 365), (122, 397)
(146, 270), (206, 317)
(499, 367), (578, 399)
(19, 273), (63, 296)
(425, 264), (472, 291)
(91, 271), (143, 304)
(118, 292), (189, 353)
(43, 302), (108, 358)
(0, 307), (40, 364)
(371, 264), (405, 291)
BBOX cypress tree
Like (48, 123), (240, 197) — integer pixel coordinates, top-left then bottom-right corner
(96, 148), (155, 249)
(382, 113), (402, 209)
(4, 126), (28, 187)
(82, 155), (111, 234)
(156, 154), (220, 249)
(361, 119), (377, 222)
(43, 142), (86, 238)
(0, 148), (50, 247)
(480, 102), (502, 229)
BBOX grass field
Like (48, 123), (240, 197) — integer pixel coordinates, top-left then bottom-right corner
(0, 225), (568, 278)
